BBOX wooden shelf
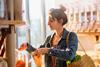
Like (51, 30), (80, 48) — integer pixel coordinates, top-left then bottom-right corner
(0, 20), (25, 25)
(77, 32), (100, 35)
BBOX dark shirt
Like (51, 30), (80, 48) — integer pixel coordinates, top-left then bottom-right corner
(40, 28), (78, 67)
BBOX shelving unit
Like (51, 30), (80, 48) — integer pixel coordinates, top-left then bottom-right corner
(0, 20), (25, 67)
(0, 20), (25, 25)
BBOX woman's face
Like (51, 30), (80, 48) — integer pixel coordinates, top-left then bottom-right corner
(48, 15), (59, 30)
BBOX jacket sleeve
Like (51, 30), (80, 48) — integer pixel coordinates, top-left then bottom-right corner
(48, 32), (78, 61)
(40, 35), (51, 48)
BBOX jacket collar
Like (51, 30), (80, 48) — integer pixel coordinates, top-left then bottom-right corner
(50, 28), (69, 40)
(48, 28), (69, 47)
(61, 28), (69, 39)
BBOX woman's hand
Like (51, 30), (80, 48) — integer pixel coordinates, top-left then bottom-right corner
(31, 48), (50, 67)
(37, 48), (50, 55)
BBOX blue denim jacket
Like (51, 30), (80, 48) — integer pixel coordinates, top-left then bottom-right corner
(40, 28), (78, 67)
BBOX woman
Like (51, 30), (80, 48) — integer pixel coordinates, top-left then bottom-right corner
(20, 6), (78, 67)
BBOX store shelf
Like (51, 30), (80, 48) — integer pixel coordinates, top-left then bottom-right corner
(0, 20), (25, 25)
(77, 32), (100, 35)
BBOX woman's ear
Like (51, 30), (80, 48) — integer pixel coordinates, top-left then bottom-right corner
(59, 19), (63, 25)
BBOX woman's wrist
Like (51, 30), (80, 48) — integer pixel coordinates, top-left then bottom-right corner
(47, 48), (51, 53)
